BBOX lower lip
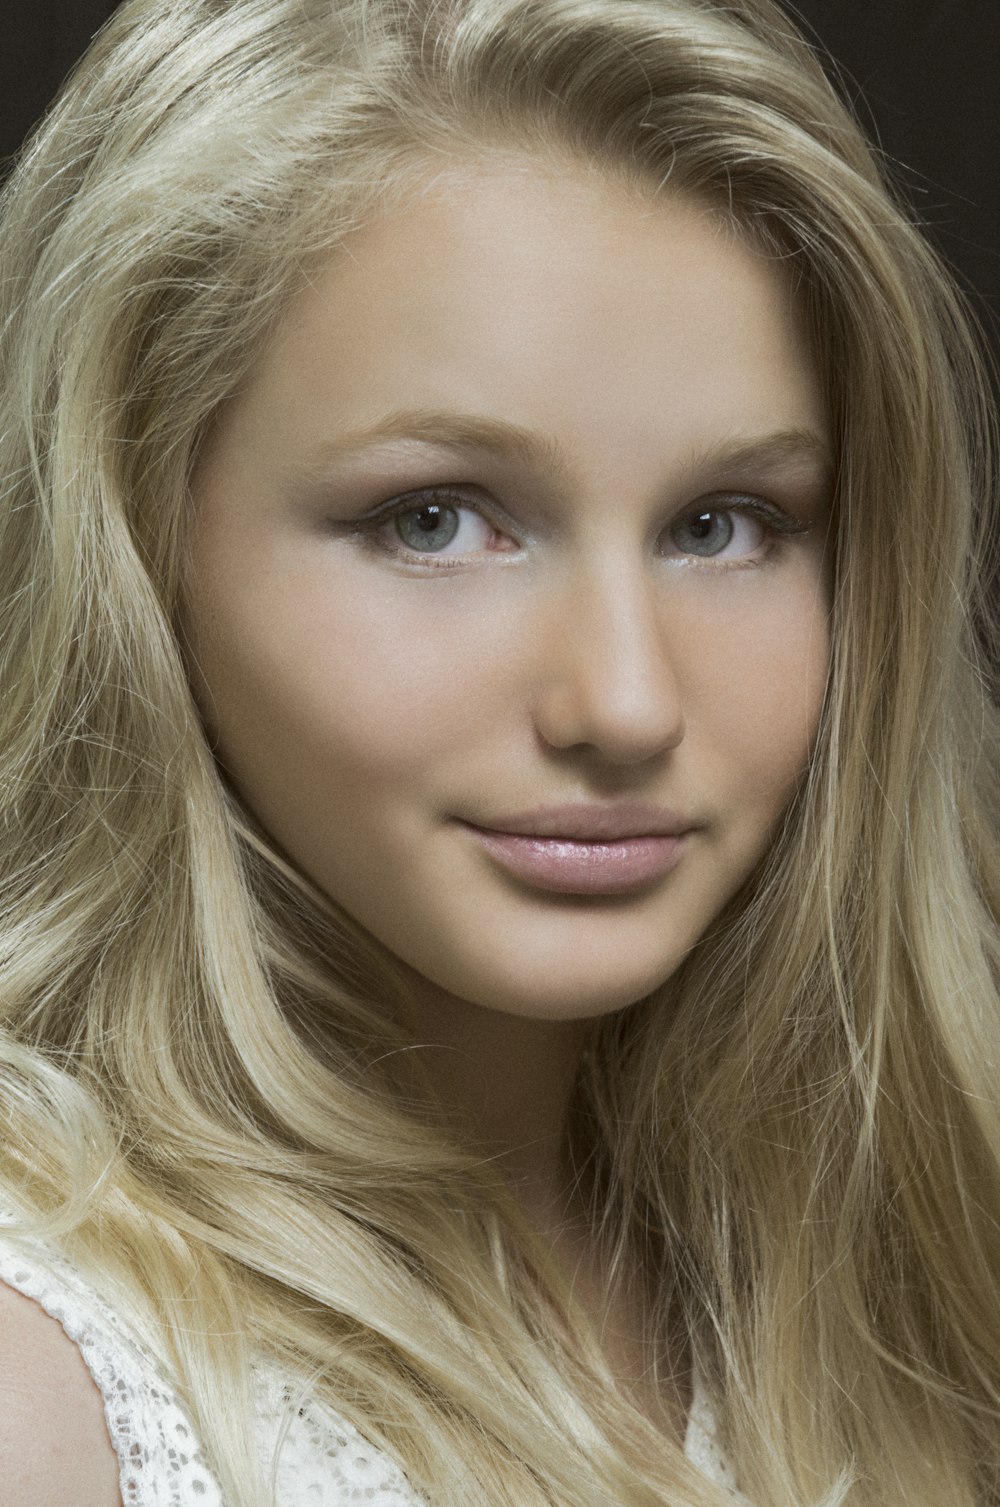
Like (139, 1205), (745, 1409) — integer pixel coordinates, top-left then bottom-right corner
(460, 825), (691, 895)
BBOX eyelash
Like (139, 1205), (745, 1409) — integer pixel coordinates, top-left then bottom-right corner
(345, 485), (809, 570)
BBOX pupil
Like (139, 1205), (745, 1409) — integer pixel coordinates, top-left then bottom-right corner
(681, 509), (733, 554)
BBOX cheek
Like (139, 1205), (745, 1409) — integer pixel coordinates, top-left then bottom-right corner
(679, 571), (831, 798)
(190, 566), (519, 812)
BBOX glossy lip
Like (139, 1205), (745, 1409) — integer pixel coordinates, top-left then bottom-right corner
(456, 805), (697, 895)
(460, 801), (694, 841)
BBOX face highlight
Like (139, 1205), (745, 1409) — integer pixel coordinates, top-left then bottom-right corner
(183, 156), (833, 1024)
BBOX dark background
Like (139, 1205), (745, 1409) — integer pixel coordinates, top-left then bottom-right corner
(1, 0), (998, 355)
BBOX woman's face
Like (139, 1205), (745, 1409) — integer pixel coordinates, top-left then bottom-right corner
(184, 154), (833, 1022)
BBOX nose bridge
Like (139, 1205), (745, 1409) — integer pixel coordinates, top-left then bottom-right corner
(532, 548), (685, 763)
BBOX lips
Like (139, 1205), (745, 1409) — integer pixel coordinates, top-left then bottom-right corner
(462, 802), (693, 842)
(457, 805), (695, 894)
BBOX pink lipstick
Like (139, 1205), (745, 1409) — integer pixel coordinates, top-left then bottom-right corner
(457, 803), (695, 895)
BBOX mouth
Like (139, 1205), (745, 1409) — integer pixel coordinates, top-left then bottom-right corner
(457, 821), (694, 895)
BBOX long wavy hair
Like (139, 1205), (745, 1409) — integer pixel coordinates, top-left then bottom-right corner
(0, 0), (997, 1502)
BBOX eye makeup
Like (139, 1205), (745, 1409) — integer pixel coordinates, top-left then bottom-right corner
(328, 480), (814, 573)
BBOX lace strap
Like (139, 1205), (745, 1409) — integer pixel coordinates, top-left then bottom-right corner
(684, 1355), (747, 1496)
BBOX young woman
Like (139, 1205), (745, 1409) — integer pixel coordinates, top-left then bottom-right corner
(0, 0), (997, 1503)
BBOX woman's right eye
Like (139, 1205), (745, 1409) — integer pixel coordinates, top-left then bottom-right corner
(351, 489), (518, 566)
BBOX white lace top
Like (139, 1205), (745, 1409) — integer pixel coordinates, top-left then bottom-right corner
(0, 1219), (745, 1504)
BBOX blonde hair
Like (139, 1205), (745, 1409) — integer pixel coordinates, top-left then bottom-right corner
(1, 0), (998, 1502)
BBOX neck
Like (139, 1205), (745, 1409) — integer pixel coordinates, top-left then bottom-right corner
(392, 971), (693, 1446)
(397, 969), (597, 1237)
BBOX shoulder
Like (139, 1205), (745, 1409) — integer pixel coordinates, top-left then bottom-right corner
(0, 1220), (427, 1507)
(0, 1276), (123, 1506)
(0, 1221), (226, 1506)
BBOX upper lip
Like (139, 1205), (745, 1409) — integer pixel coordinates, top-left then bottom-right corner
(461, 802), (695, 841)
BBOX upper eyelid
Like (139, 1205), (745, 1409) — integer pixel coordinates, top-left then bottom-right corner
(363, 485), (509, 526)
(364, 479), (783, 512)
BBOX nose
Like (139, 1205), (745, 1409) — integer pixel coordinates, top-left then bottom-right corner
(530, 558), (685, 765)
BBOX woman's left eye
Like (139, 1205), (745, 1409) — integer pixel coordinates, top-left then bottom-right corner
(662, 495), (808, 564)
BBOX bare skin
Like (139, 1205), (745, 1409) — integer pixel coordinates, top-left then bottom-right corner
(0, 1279), (123, 1506)
(184, 151), (834, 1438)
(394, 987), (692, 1437)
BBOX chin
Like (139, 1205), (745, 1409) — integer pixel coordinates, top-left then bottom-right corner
(463, 965), (678, 1022)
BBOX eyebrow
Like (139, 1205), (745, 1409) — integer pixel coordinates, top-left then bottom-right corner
(300, 407), (833, 483)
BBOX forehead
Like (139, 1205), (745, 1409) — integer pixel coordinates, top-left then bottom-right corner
(204, 152), (826, 499)
(285, 150), (804, 346)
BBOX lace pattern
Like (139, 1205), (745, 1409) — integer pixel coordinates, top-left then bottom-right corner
(0, 1220), (745, 1504)
(0, 1225), (221, 1505)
